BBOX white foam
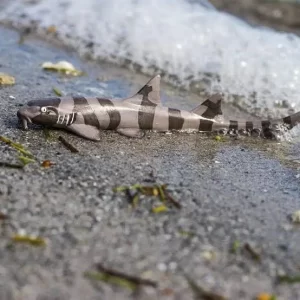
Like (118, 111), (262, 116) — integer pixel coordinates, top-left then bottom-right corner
(2, 0), (300, 112)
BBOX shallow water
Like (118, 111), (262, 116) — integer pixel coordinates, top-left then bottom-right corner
(1, 0), (300, 115)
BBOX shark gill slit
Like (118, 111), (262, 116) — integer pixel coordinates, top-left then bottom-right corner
(73, 96), (100, 128)
(97, 98), (121, 130)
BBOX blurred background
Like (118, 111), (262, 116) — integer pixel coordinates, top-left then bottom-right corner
(2, 0), (300, 116)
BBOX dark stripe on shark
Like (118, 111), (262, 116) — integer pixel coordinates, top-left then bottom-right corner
(168, 108), (184, 130)
(283, 116), (292, 126)
(246, 121), (254, 131)
(229, 120), (238, 131)
(97, 98), (121, 130)
(73, 96), (101, 128)
(199, 119), (213, 131)
(261, 120), (271, 128)
(27, 97), (61, 108)
(137, 85), (156, 129)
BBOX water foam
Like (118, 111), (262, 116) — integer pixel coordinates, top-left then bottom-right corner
(1, 0), (300, 113)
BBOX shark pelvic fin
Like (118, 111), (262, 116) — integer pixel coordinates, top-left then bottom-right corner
(191, 93), (223, 119)
(68, 124), (101, 141)
(125, 74), (161, 105)
(116, 128), (145, 138)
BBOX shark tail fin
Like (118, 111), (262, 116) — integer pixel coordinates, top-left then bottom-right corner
(191, 93), (223, 119)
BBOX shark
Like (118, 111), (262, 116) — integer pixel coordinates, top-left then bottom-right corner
(17, 74), (300, 140)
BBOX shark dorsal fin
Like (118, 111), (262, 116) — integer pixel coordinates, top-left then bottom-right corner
(125, 75), (161, 105)
(191, 93), (223, 119)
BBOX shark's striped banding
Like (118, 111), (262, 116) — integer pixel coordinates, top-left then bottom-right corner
(17, 75), (300, 140)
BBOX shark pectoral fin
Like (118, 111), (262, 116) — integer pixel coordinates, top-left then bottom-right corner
(116, 128), (145, 138)
(192, 93), (223, 119)
(67, 124), (101, 141)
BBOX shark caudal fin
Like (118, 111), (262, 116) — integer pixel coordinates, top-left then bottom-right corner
(191, 93), (223, 119)
(125, 74), (161, 105)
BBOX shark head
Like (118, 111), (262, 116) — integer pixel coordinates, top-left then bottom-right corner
(17, 98), (76, 129)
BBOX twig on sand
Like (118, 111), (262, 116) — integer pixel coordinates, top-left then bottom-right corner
(58, 136), (79, 153)
(0, 161), (24, 169)
(95, 263), (158, 288)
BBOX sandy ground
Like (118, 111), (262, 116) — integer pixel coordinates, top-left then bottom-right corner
(1, 26), (300, 300)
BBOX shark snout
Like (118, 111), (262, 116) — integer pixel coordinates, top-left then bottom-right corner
(17, 106), (41, 130)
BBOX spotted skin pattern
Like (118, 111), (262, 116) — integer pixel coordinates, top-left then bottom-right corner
(17, 75), (300, 141)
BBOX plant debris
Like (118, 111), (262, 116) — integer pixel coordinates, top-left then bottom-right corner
(43, 128), (52, 140)
(178, 230), (195, 237)
(0, 73), (15, 85)
(0, 211), (9, 220)
(52, 87), (63, 96)
(256, 293), (277, 300)
(0, 136), (35, 167)
(42, 61), (83, 76)
(185, 275), (227, 300)
(0, 136), (34, 159)
(58, 136), (79, 153)
(0, 161), (24, 169)
(230, 240), (241, 254)
(41, 160), (55, 168)
(276, 274), (300, 284)
(152, 204), (168, 213)
(114, 183), (181, 209)
(46, 25), (57, 34)
(11, 234), (46, 247)
(291, 210), (300, 223)
(84, 263), (157, 291)
(243, 243), (261, 262)
(18, 155), (35, 166)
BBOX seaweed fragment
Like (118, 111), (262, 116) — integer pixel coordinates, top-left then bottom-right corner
(18, 155), (35, 166)
(52, 87), (63, 96)
(243, 243), (261, 262)
(152, 204), (168, 213)
(276, 274), (300, 284)
(230, 240), (240, 254)
(0, 136), (34, 159)
(185, 275), (227, 300)
(43, 128), (52, 140)
(0, 73), (15, 85)
(84, 263), (157, 291)
(11, 234), (46, 247)
(42, 61), (84, 77)
(114, 183), (181, 210)
(0, 136), (35, 167)
(58, 136), (79, 153)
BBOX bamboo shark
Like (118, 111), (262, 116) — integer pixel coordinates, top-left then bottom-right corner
(17, 74), (300, 140)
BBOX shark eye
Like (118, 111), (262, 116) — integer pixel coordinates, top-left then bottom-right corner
(41, 107), (47, 113)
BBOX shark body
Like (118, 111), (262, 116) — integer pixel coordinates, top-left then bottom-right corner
(17, 75), (300, 140)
